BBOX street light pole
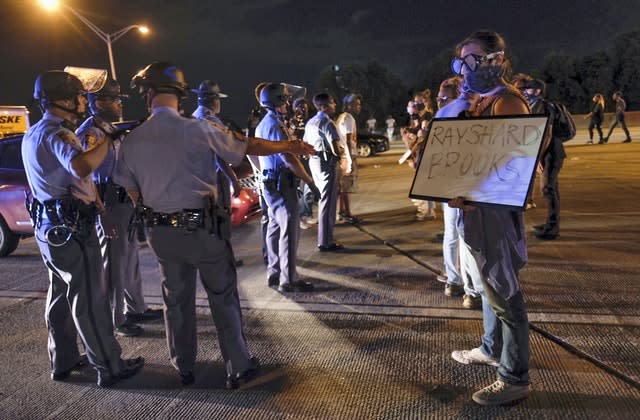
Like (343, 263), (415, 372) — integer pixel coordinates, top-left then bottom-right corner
(53, 4), (148, 81)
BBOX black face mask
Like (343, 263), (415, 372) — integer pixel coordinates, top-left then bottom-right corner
(415, 102), (426, 112)
(465, 64), (505, 94)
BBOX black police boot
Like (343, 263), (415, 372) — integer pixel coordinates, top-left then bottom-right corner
(226, 357), (260, 390)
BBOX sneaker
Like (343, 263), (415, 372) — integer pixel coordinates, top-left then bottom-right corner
(472, 380), (530, 405)
(623, 138), (632, 143)
(300, 219), (312, 230)
(444, 283), (464, 297)
(436, 274), (448, 283)
(462, 294), (482, 309)
(586, 140), (593, 144)
(301, 216), (318, 225)
(451, 347), (499, 367)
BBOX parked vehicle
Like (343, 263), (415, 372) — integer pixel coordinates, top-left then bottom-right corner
(228, 155), (262, 226)
(0, 131), (261, 257)
(356, 132), (390, 157)
(0, 106), (30, 139)
(0, 134), (32, 256)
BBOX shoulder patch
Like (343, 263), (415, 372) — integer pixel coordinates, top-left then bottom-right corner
(206, 119), (230, 133)
(57, 130), (78, 145)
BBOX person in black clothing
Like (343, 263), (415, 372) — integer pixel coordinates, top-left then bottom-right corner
(602, 91), (632, 143)
(516, 77), (565, 240)
(584, 93), (605, 144)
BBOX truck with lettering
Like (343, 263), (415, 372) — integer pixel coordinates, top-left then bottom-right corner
(0, 106), (30, 138)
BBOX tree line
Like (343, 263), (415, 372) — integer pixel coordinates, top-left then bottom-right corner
(317, 30), (640, 132)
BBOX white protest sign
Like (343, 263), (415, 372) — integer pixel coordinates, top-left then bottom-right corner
(409, 115), (548, 210)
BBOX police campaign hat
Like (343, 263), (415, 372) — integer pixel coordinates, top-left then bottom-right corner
(130, 62), (189, 97)
(192, 80), (228, 99)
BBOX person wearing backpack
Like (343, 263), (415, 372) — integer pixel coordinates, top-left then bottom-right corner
(519, 78), (566, 240)
(602, 91), (632, 143)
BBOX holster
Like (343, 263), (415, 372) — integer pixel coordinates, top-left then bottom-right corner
(277, 169), (296, 191)
(97, 182), (129, 208)
(204, 195), (231, 241)
(319, 154), (338, 172)
(128, 203), (152, 242)
(28, 197), (97, 245)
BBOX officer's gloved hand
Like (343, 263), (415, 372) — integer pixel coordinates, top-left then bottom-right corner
(309, 183), (321, 201)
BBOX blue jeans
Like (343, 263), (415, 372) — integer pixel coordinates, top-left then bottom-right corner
(458, 232), (482, 297)
(606, 114), (631, 140)
(467, 246), (530, 386)
(442, 203), (462, 286)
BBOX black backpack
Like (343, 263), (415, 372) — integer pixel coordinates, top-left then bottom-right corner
(549, 102), (576, 142)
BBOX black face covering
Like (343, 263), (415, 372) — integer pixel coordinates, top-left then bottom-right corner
(465, 64), (505, 94)
(415, 102), (426, 112)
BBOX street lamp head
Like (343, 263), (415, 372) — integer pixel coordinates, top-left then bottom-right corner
(38, 0), (60, 11)
(138, 25), (149, 34)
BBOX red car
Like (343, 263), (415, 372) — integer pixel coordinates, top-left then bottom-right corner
(229, 156), (262, 226)
(0, 134), (33, 256)
(0, 133), (261, 257)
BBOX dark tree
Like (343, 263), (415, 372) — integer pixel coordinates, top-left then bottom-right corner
(538, 52), (584, 113)
(316, 62), (408, 130)
(575, 52), (614, 113)
(609, 30), (640, 110)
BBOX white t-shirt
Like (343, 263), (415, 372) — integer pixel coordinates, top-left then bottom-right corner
(336, 112), (357, 154)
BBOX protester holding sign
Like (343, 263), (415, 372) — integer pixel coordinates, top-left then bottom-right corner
(447, 30), (532, 406)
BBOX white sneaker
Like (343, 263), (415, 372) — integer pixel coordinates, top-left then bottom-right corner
(300, 220), (311, 230)
(451, 347), (499, 367)
(301, 216), (317, 225)
(472, 380), (530, 405)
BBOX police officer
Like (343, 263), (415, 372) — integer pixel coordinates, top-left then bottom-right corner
(76, 78), (162, 338)
(191, 80), (242, 234)
(22, 70), (144, 387)
(292, 98), (317, 229)
(114, 62), (315, 388)
(256, 83), (318, 292)
(304, 92), (345, 251)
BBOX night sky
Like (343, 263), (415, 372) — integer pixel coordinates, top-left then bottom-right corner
(2, 0), (640, 125)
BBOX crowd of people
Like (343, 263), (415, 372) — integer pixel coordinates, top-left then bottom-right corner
(19, 27), (634, 406)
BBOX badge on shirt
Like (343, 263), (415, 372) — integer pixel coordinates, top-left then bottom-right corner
(83, 133), (99, 149)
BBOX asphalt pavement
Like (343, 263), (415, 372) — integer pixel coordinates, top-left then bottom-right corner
(1, 128), (639, 419)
